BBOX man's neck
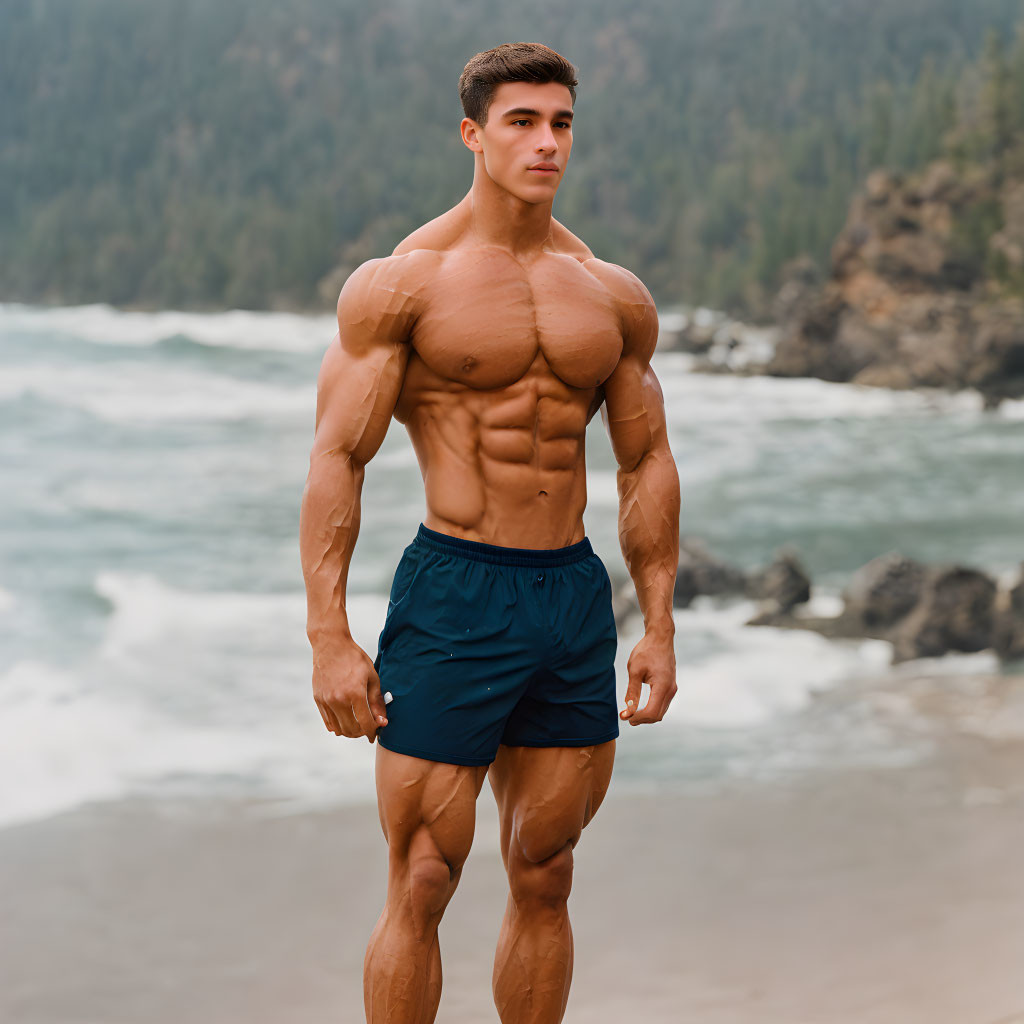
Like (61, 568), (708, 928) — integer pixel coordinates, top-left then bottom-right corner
(463, 177), (555, 259)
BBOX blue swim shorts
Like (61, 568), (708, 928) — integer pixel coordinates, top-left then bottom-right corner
(372, 523), (620, 766)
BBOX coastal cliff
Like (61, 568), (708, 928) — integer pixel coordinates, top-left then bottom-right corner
(761, 159), (1024, 407)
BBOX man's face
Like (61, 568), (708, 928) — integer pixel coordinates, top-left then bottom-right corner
(464, 81), (574, 202)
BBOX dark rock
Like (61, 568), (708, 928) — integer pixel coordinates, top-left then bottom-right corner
(978, 374), (1024, 407)
(674, 322), (716, 354)
(965, 306), (1024, 390)
(889, 566), (998, 663)
(746, 547), (812, 612)
(672, 536), (747, 608)
(673, 566), (700, 609)
(665, 534), (1019, 669)
(993, 567), (1024, 661)
(765, 285), (848, 380)
(841, 553), (929, 631)
(743, 546), (1018, 667)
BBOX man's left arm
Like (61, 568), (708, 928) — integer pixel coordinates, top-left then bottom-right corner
(600, 270), (680, 726)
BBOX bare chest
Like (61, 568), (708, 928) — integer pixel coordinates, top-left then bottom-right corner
(408, 249), (623, 391)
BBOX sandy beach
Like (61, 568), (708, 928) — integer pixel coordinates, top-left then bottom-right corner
(3, 704), (1024, 1024)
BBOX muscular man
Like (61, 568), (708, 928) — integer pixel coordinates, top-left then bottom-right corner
(299, 41), (680, 1024)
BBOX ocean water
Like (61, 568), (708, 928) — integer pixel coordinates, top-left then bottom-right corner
(1, 302), (1022, 828)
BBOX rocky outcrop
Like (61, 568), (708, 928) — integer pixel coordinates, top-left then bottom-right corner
(628, 537), (1024, 666)
(762, 161), (1024, 407)
(748, 550), (1018, 665)
(745, 547), (812, 613)
(842, 553), (929, 632)
(672, 535), (748, 608)
(666, 538), (815, 617)
(888, 566), (998, 662)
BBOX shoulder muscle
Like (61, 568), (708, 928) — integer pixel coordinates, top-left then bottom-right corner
(310, 254), (432, 464)
(582, 259), (659, 363)
(335, 252), (437, 351)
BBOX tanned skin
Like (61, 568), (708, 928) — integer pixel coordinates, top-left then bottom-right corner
(299, 79), (680, 1024)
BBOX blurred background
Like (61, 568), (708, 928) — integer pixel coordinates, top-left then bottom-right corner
(2, 2), (1024, 1022)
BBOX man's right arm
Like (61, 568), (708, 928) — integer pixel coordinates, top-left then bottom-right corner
(299, 256), (415, 740)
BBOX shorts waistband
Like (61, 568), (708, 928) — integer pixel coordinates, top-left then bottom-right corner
(414, 523), (594, 567)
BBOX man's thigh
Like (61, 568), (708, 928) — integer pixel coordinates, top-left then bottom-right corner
(375, 745), (489, 869)
(487, 740), (616, 867)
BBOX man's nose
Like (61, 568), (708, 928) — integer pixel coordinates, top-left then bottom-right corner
(536, 130), (557, 153)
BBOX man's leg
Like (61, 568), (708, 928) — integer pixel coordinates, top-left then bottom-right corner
(487, 740), (616, 1024)
(364, 744), (489, 1024)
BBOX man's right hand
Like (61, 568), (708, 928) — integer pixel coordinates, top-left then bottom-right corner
(311, 637), (389, 742)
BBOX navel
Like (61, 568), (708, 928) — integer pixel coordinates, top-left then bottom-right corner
(461, 356), (478, 372)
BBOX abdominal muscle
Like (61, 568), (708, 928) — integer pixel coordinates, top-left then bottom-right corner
(396, 348), (599, 550)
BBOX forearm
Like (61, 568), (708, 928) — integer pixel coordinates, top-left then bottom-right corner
(616, 442), (680, 638)
(299, 450), (366, 645)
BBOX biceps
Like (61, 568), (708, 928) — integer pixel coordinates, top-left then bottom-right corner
(311, 330), (409, 466)
(601, 356), (667, 473)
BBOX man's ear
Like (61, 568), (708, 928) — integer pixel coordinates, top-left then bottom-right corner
(460, 117), (483, 153)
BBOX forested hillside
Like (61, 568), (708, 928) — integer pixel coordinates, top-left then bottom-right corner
(3, 0), (1024, 315)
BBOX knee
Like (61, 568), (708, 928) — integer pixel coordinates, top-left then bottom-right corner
(405, 853), (457, 922)
(508, 840), (574, 909)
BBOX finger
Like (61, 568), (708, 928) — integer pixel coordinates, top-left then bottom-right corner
(628, 683), (655, 724)
(366, 676), (389, 730)
(348, 694), (378, 743)
(315, 703), (332, 732)
(630, 678), (677, 726)
(330, 701), (361, 737)
(316, 698), (341, 735)
(620, 672), (643, 720)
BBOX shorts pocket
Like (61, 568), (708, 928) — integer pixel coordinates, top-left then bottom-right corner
(589, 555), (618, 637)
(378, 547), (422, 653)
(589, 553), (614, 593)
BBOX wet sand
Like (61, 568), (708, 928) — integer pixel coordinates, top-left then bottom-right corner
(2, 722), (1024, 1024)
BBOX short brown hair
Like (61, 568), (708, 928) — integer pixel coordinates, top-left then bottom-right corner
(458, 42), (578, 127)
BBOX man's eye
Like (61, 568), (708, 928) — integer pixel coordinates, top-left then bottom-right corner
(511, 119), (570, 128)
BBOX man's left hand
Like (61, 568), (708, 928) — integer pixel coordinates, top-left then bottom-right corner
(620, 630), (677, 726)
